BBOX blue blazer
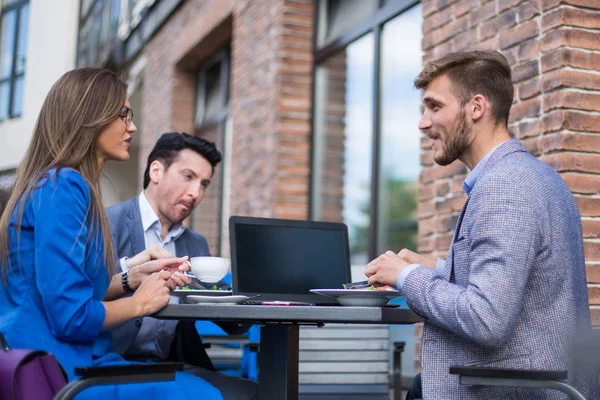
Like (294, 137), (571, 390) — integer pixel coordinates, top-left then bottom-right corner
(0, 169), (222, 399)
(106, 196), (237, 370)
(403, 140), (598, 399)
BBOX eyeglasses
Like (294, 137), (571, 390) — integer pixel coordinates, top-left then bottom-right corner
(118, 106), (134, 127)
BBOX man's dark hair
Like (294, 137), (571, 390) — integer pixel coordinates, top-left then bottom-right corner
(414, 50), (513, 126)
(143, 132), (222, 189)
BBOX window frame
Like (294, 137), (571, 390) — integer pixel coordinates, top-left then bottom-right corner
(192, 46), (231, 256)
(0, 0), (29, 121)
(310, 0), (420, 261)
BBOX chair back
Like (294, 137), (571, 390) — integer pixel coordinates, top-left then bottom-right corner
(0, 332), (67, 400)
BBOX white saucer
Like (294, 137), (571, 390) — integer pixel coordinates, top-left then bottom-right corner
(186, 295), (248, 305)
(310, 289), (402, 307)
(173, 289), (232, 297)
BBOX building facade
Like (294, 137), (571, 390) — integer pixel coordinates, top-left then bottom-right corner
(1, 0), (599, 395)
(0, 0), (80, 187)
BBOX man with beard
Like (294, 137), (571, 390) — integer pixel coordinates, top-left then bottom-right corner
(107, 132), (258, 399)
(365, 51), (595, 399)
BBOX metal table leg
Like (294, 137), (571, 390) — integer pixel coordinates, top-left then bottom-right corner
(258, 324), (300, 400)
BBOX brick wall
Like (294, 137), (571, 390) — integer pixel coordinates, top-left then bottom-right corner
(418, 0), (600, 339)
(230, 0), (314, 221)
(141, 0), (313, 254)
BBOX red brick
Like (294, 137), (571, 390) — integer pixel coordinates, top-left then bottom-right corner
(517, 77), (541, 100)
(585, 241), (600, 261)
(436, 214), (458, 233)
(420, 217), (436, 236)
(517, 0), (541, 22)
(473, 35), (499, 51)
(419, 184), (435, 201)
(587, 264), (600, 283)
(435, 195), (467, 214)
(426, 14), (470, 49)
(541, 28), (600, 52)
(582, 220), (600, 239)
(542, 0), (600, 12)
(451, 175), (466, 193)
(421, 150), (434, 167)
(544, 91), (600, 113)
(509, 97), (541, 122)
(542, 6), (600, 32)
(418, 235), (435, 253)
(543, 69), (600, 93)
(589, 286), (600, 304)
(435, 181), (450, 197)
(497, 0), (512, 14)
(421, 167), (434, 184)
(423, 5), (455, 33)
(455, 0), (478, 17)
(542, 110), (600, 134)
(512, 60), (539, 83)
(574, 195), (600, 217)
(418, 200), (436, 219)
(544, 133), (600, 154)
(516, 119), (541, 139)
(499, 20), (539, 50)
(435, 232), (454, 251)
(470, 0), (497, 25)
(430, 161), (468, 180)
(541, 48), (600, 73)
(543, 153), (600, 174)
(521, 136), (541, 156)
(591, 307), (600, 326)
(517, 38), (539, 62)
(479, 9), (517, 41)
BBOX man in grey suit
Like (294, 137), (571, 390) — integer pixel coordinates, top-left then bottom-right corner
(108, 132), (258, 400)
(365, 51), (596, 399)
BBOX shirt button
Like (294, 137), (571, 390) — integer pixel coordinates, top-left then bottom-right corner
(135, 319), (142, 328)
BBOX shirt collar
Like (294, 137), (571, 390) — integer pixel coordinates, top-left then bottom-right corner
(138, 191), (186, 241)
(462, 141), (506, 195)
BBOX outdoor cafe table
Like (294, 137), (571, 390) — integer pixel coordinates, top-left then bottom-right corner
(154, 303), (422, 400)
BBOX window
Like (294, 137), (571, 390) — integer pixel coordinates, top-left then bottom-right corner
(77, 0), (120, 67)
(0, 0), (29, 121)
(312, 0), (422, 265)
(192, 48), (231, 256)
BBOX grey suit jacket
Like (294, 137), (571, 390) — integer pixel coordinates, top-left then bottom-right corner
(106, 196), (211, 355)
(403, 140), (597, 399)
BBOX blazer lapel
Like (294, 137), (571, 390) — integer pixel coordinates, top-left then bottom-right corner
(127, 197), (146, 256)
(175, 236), (190, 258)
(444, 197), (470, 281)
(441, 139), (526, 281)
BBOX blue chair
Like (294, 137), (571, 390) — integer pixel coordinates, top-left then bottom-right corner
(194, 273), (259, 379)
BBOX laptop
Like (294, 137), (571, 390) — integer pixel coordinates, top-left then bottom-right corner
(229, 216), (351, 305)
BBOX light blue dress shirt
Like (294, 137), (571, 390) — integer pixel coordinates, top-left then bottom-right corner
(121, 192), (186, 361)
(395, 142), (506, 290)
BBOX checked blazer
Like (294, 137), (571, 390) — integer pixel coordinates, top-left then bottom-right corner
(402, 140), (597, 399)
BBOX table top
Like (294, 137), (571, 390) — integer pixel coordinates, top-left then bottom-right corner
(154, 303), (422, 325)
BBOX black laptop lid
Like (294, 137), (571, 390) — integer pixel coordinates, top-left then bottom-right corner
(229, 216), (351, 304)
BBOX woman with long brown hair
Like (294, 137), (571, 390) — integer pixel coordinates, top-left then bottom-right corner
(0, 68), (223, 399)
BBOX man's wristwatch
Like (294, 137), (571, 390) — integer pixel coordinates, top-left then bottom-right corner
(122, 271), (134, 293)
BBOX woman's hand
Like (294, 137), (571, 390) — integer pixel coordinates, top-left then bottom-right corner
(125, 245), (172, 269)
(127, 256), (189, 290)
(131, 270), (172, 316)
(167, 260), (192, 289)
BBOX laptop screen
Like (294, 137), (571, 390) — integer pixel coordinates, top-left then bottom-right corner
(229, 216), (351, 303)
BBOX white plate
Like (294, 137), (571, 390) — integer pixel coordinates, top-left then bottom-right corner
(186, 295), (249, 305)
(173, 289), (232, 297)
(310, 289), (402, 307)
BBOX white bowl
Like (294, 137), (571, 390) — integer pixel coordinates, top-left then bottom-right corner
(189, 257), (230, 282)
